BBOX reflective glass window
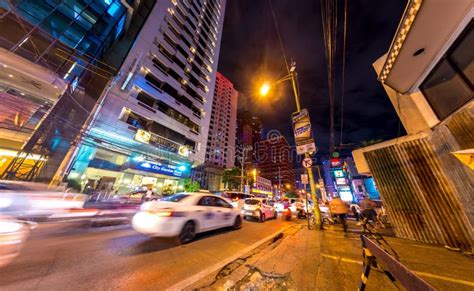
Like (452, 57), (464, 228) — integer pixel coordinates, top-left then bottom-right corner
(63, 23), (87, 46)
(40, 9), (70, 38)
(420, 22), (473, 120)
(450, 24), (474, 85)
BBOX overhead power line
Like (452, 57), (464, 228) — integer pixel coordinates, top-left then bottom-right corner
(339, 0), (348, 146)
(268, 0), (290, 74)
(320, 0), (338, 153)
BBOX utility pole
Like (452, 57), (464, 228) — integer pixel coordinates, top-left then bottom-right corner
(258, 62), (322, 228)
(289, 63), (322, 228)
(278, 166), (281, 196)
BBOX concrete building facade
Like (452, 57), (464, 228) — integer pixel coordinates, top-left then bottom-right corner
(205, 72), (237, 169)
(353, 0), (473, 251)
(66, 0), (227, 194)
(257, 136), (296, 191)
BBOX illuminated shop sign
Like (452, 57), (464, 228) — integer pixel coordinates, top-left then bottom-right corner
(134, 129), (190, 156)
(251, 189), (273, 196)
(330, 158), (341, 168)
(340, 191), (353, 202)
(132, 161), (185, 177)
(178, 145), (190, 157)
(335, 177), (346, 185)
(333, 170), (344, 178)
(134, 129), (151, 144)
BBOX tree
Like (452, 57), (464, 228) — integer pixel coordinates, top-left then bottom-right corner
(284, 191), (300, 198)
(67, 179), (82, 192)
(222, 167), (241, 190)
(162, 184), (174, 196)
(183, 178), (200, 192)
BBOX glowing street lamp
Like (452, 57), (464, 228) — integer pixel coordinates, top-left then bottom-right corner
(259, 82), (271, 96)
(256, 62), (321, 228)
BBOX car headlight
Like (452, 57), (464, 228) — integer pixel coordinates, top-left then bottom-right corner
(0, 221), (23, 234)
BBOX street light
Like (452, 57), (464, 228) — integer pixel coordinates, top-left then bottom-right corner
(259, 82), (271, 96)
(257, 62), (322, 228)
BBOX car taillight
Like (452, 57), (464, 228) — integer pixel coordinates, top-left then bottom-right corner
(145, 210), (185, 217)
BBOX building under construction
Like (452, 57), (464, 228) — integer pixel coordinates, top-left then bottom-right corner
(0, 0), (156, 182)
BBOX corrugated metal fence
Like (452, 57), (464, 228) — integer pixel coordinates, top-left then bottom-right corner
(364, 136), (473, 250)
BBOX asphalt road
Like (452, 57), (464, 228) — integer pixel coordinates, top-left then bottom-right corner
(0, 217), (293, 290)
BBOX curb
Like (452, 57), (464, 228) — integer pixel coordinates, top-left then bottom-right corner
(166, 225), (295, 291)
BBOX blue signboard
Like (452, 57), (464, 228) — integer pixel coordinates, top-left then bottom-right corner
(364, 177), (380, 200)
(132, 161), (185, 177)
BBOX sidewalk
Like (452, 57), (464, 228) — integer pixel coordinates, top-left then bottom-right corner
(187, 222), (474, 290)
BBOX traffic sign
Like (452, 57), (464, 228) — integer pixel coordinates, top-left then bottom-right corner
(301, 174), (308, 185)
(302, 157), (313, 168)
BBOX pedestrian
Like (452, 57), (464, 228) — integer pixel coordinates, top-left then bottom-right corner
(350, 203), (361, 221)
(143, 188), (153, 202)
(359, 195), (377, 223)
(329, 196), (349, 232)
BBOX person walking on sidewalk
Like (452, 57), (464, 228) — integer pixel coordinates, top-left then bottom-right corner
(350, 203), (361, 221)
(329, 196), (349, 232)
(359, 195), (378, 224)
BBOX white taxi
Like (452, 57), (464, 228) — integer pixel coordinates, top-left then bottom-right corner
(132, 192), (242, 244)
(242, 198), (277, 222)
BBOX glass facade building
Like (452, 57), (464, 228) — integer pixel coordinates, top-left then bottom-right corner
(0, 0), (155, 181)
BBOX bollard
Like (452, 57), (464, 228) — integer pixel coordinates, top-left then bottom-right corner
(358, 243), (376, 291)
(358, 235), (435, 291)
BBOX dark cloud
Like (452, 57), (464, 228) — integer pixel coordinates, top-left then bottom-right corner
(218, 0), (407, 154)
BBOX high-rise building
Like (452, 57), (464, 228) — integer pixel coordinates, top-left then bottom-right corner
(206, 72), (237, 169)
(192, 71), (237, 191)
(0, 0), (148, 181)
(65, 0), (227, 193)
(235, 110), (262, 168)
(257, 136), (295, 190)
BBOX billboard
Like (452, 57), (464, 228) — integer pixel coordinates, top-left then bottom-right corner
(291, 109), (316, 155)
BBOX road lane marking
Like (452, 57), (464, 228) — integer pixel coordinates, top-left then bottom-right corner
(412, 271), (474, 287)
(321, 253), (362, 265)
(166, 225), (295, 291)
(320, 253), (474, 287)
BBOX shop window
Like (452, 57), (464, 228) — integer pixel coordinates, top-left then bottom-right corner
(420, 21), (473, 120)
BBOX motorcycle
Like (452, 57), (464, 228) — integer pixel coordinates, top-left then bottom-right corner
(297, 207), (307, 219)
(282, 208), (292, 221)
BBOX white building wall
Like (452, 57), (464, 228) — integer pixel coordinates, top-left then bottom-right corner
(90, 0), (227, 166)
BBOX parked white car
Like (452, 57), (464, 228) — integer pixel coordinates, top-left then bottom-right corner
(242, 198), (277, 222)
(0, 216), (36, 268)
(221, 192), (254, 210)
(132, 192), (242, 244)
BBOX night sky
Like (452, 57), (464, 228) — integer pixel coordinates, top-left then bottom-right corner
(218, 0), (407, 155)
